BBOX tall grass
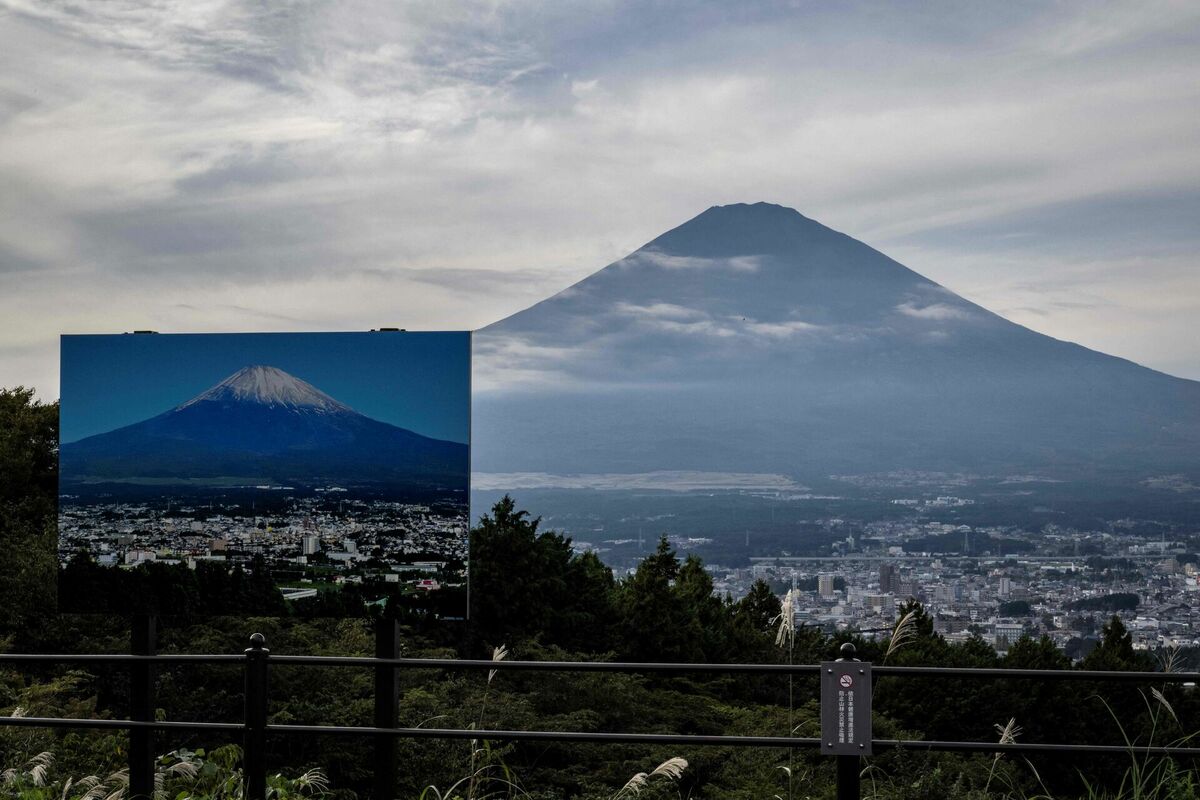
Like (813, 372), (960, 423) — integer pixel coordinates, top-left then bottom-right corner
(771, 589), (802, 800)
(882, 610), (917, 666)
(612, 757), (688, 799)
(466, 644), (514, 800)
(1076, 691), (1199, 800)
(0, 746), (328, 800)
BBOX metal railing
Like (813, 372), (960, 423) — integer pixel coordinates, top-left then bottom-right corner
(3, 625), (1200, 800)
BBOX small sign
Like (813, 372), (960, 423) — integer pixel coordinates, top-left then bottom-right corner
(820, 661), (872, 755)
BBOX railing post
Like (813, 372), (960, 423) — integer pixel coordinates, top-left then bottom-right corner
(129, 614), (157, 800)
(243, 633), (270, 800)
(374, 618), (401, 800)
(833, 642), (861, 800)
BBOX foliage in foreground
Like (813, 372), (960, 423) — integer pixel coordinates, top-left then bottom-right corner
(0, 745), (329, 800)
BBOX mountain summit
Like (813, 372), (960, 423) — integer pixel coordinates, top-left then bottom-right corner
(178, 365), (351, 413)
(473, 202), (1200, 480)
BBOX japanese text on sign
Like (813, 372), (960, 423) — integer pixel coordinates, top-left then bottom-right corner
(820, 661), (872, 756)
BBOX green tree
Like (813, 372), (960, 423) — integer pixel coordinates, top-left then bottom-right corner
(733, 579), (780, 633)
(675, 554), (734, 662)
(0, 388), (58, 635)
(1004, 634), (1071, 671)
(0, 388), (57, 510)
(999, 634), (1085, 753)
(615, 537), (703, 662)
(557, 550), (617, 653)
(469, 495), (614, 653)
(896, 598), (936, 640)
(1081, 615), (1151, 672)
(997, 599), (1032, 616)
(470, 495), (561, 646)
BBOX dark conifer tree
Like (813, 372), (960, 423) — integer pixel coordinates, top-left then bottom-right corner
(0, 389), (58, 634)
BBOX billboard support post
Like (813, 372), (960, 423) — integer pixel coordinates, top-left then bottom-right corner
(374, 618), (401, 799)
(243, 634), (270, 800)
(129, 614), (156, 799)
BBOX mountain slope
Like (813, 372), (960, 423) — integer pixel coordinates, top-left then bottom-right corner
(61, 366), (468, 489)
(472, 203), (1200, 480)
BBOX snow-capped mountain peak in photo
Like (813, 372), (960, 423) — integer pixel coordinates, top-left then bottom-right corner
(178, 365), (352, 414)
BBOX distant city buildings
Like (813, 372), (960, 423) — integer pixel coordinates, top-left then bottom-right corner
(701, 519), (1199, 658)
(879, 563), (899, 595)
(58, 495), (468, 598)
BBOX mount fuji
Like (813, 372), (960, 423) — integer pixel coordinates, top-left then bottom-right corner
(472, 203), (1200, 482)
(61, 365), (468, 490)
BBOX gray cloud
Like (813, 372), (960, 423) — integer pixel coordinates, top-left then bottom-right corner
(888, 188), (1200, 261)
(625, 251), (764, 273)
(2, 0), (1199, 397)
(406, 266), (564, 295)
(0, 242), (46, 274)
(895, 302), (973, 322)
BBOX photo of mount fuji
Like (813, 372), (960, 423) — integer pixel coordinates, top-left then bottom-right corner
(58, 331), (470, 616)
(62, 363), (468, 489)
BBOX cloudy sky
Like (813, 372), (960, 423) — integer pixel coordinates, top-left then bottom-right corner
(2, 0), (1199, 398)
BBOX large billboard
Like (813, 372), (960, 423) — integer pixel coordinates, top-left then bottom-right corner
(58, 331), (470, 616)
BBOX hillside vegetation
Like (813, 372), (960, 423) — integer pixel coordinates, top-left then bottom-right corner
(2, 387), (1198, 799)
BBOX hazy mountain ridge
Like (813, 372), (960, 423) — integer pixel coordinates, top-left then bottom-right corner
(473, 203), (1200, 481)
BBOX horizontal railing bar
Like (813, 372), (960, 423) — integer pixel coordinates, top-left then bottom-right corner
(0, 716), (244, 733)
(271, 655), (823, 673)
(267, 724), (823, 747)
(875, 739), (1200, 757)
(873, 666), (1200, 682)
(0, 654), (243, 665)
(274, 656), (1200, 683)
